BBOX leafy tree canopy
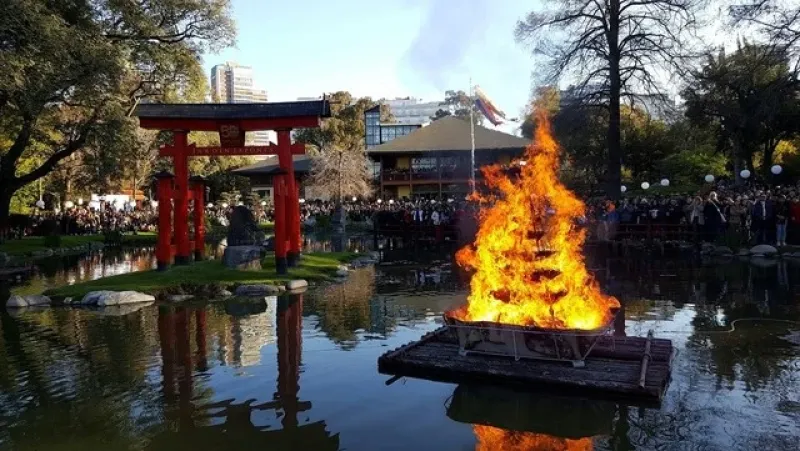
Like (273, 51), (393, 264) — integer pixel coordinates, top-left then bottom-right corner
(0, 0), (236, 231)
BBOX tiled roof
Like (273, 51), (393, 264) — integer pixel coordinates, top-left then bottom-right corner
(133, 100), (331, 119)
(367, 116), (530, 153)
(232, 155), (311, 176)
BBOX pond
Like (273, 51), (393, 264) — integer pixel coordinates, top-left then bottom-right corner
(0, 252), (799, 450)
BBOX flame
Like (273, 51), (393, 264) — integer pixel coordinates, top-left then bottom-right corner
(452, 109), (619, 330)
(474, 425), (593, 451)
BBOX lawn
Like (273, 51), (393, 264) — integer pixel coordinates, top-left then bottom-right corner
(0, 232), (157, 256)
(45, 251), (358, 298)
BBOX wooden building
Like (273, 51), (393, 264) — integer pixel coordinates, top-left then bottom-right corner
(232, 155), (311, 202)
(366, 116), (531, 199)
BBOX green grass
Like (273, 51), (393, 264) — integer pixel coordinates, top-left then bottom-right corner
(0, 232), (157, 256)
(45, 251), (358, 299)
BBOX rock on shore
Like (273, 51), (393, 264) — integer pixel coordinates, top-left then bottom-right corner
(6, 295), (52, 308)
(80, 291), (155, 306)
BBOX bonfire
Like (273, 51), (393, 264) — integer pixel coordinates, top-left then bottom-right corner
(449, 109), (619, 330)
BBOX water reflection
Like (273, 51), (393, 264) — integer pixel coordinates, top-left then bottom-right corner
(148, 296), (340, 450)
(3, 247), (158, 297)
(0, 257), (798, 450)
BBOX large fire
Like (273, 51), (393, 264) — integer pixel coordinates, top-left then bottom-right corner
(474, 425), (593, 451)
(452, 109), (619, 330)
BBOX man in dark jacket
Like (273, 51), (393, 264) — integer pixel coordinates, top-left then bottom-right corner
(750, 193), (773, 245)
(703, 192), (726, 242)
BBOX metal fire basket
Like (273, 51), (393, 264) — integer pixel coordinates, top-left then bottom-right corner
(443, 310), (617, 368)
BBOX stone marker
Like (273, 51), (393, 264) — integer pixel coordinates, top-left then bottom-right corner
(222, 245), (262, 270)
(227, 206), (265, 246)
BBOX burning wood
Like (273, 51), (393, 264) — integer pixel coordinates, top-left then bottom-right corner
(448, 109), (619, 331)
(444, 310), (617, 367)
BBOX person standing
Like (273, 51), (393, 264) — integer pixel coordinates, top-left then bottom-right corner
(750, 194), (772, 245)
(703, 192), (726, 243)
(775, 194), (789, 246)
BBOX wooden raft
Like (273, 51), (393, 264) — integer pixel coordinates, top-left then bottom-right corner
(378, 327), (673, 405)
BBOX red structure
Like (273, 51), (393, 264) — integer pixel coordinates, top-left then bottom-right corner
(134, 101), (330, 274)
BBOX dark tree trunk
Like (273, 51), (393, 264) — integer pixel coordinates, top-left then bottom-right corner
(763, 139), (775, 180)
(0, 189), (12, 243)
(606, 0), (622, 200)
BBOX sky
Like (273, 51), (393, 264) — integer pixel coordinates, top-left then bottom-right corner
(202, 0), (537, 133)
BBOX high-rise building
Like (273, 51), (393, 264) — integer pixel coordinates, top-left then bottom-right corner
(210, 62), (273, 145)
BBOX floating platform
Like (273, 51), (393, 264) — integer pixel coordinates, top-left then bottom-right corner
(378, 327), (673, 405)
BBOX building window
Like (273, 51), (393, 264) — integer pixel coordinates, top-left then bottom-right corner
(411, 157), (437, 173)
(371, 160), (381, 180)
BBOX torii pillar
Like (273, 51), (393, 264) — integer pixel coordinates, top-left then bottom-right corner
(277, 129), (301, 268)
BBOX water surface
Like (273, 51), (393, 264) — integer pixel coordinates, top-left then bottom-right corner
(1, 254), (799, 450)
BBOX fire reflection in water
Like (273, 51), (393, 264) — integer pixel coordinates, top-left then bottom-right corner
(473, 426), (592, 451)
(446, 384), (613, 451)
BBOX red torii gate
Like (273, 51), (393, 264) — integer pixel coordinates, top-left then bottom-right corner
(134, 101), (330, 274)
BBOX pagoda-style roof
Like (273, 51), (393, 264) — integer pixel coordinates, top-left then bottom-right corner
(133, 101), (330, 131)
(134, 101), (330, 120)
(232, 155), (311, 176)
(367, 116), (530, 154)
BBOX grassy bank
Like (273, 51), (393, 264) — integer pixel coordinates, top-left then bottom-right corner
(45, 251), (358, 299)
(0, 232), (157, 256)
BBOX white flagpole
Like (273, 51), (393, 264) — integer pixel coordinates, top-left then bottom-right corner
(469, 78), (476, 193)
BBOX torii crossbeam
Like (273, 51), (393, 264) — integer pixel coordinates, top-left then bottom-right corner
(134, 101), (330, 274)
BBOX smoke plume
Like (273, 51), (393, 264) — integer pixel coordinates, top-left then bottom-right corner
(401, 0), (493, 91)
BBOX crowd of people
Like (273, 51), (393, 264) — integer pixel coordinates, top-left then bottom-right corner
(7, 179), (800, 250)
(11, 204), (159, 237)
(591, 180), (800, 247)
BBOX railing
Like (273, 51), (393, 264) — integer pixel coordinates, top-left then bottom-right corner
(381, 168), (474, 182)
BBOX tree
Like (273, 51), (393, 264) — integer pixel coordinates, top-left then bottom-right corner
(0, 0), (235, 238)
(683, 42), (800, 180)
(430, 90), (483, 125)
(515, 0), (702, 199)
(294, 92), (385, 201)
(306, 146), (373, 202)
(520, 86), (561, 139)
(730, 1), (800, 53)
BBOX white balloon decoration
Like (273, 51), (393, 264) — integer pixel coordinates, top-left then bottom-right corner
(705, 174), (715, 183)
(641, 182), (650, 190)
(35, 200), (45, 209)
(620, 185), (627, 193)
(771, 165), (782, 175)
(660, 179), (670, 187)
(740, 169), (751, 179)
